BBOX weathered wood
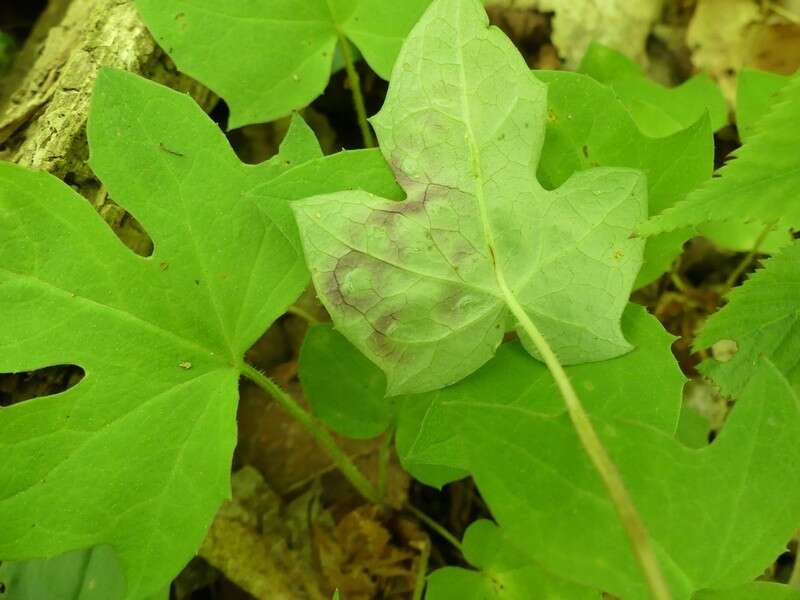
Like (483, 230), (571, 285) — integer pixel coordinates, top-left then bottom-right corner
(0, 0), (215, 254)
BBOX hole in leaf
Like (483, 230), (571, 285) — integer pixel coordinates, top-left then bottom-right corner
(94, 194), (154, 258)
(312, 65), (388, 150)
(0, 365), (84, 407)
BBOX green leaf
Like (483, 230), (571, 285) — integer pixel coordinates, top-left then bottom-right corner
(578, 42), (727, 136)
(736, 68), (790, 143)
(675, 404), (710, 449)
(299, 324), (392, 438)
(0, 69), (398, 600)
(396, 304), (683, 487)
(639, 72), (800, 237)
(697, 68), (794, 254)
(293, 0), (647, 395)
(134, 0), (433, 128)
(405, 352), (800, 599)
(0, 546), (170, 600)
(694, 241), (800, 397)
(535, 70), (713, 286)
(425, 520), (598, 600)
(694, 583), (800, 600)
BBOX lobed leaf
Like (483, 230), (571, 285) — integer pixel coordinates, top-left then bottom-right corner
(0, 69), (399, 600)
(396, 304), (683, 486)
(402, 348), (800, 599)
(134, 0), (433, 127)
(294, 0), (647, 395)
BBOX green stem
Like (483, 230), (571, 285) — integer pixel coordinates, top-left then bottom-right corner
(495, 275), (672, 600)
(721, 222), (775, 293)
(412, 540), (431, 600)
(336, 34), (376, 148)
(406, 503), (464, 555)
(377, 424), (395, 500)
(241, 363), (380, 504)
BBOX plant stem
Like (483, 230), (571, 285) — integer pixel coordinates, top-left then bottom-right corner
(721, 222), (775, 293)
(412, 540), (431, 600)
(241, 363), (380, 504)
(336, 34), (376, 148)
(495, 276), (672, 600)
(377, 423), (395, 500)
(406, 503), (464, 555)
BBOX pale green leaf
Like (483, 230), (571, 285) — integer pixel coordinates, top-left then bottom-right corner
(299, 324), (392, 438)
(396, 304), (683, 487)
(695, 241), (800, 397)
(425, 520), (598, 600)
(293, 0), (646, 395)
(536, 70), (713, 286)
(0, 69), (398, 600)
(639, 72), (800, 237)
(578, 42), (727, 136)
(134, 0), (433, 127)
(404, 351), (800, 599)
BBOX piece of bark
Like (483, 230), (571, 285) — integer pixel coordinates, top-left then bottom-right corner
(0, 0), (215, 254)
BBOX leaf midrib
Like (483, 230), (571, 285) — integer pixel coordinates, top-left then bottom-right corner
(453, 7), (521, 323)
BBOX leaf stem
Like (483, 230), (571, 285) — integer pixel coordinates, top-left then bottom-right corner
(336, 34), (376, 148)
(405, 503), (464, 555)
(721, 221), (775, 293)
(377, 423), (395, 500)
(411, 539), (431, 600)
(496, 277), (672, 600)
(241, 363), (380, 504)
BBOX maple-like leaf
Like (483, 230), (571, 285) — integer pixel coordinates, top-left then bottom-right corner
(396, 304), (684, 487)
(399, 341), (800, 598)
(134, 0), (432, 127)
(0, 69), (400, 600)
(293, 0), (647, 395)
(694, 241), (800, 397)
(639, 71), (800, 236)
